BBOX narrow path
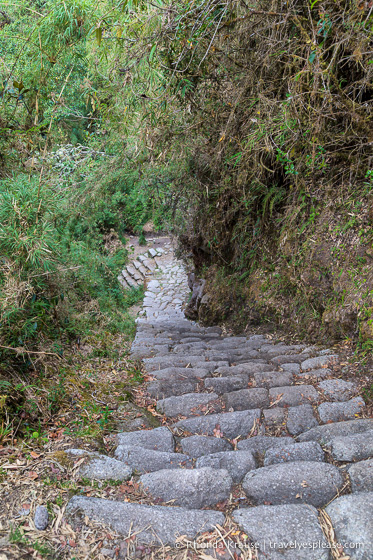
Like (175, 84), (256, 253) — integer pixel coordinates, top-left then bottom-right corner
(66, 245), (373, 560)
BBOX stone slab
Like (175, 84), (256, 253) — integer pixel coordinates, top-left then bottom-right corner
(180, 435), (232, 458)
(287, 404), (318, 436)
(318, 379), (356, 402)
(263, 441), (325, 466)
(242, 461), (343, 507)
(237, 436), (294, 456)
(254, 371), (293, 388)
(301, 354), (339, 371)
(157, 392), (220, 418)
(116, 427), (174, 452)
(318, 397), (365, 424)
(66, 449), (132, 481)
(269, 386), (319, 407)
(115, 446), (192, 473)
(348, 459), (373, 493)
(204, 376), (248, 394)
(140, 467), (233, 509)
(66, 497), (224, 545)
(175, 409), (261, 439)
(330, 430), (373, 462)
(233, 504), (329, 560)
(325, 493), (373, 560)
(296, 419), (373, 444)
(223, 388), (269, 411)
(196, 450), (256, 483)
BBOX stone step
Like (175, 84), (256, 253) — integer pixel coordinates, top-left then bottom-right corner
(121, 270), (138, 288)
(180, 435), (232, 457)
(126, 264), (143, 282)
(196, 450), (256, 483)
(216, 363), (272, 376)
(296, 418), (373, 444)
(233, 504), (330, 560)
(329, 430), (373, 462)
(143, 355), (227, 371)
(147, 379), (199, 399)
(115, 446), (192, 473)
(132, 259), (148, 276)
(348, 459), (373, 492)
(149, 366), (213, 381)
(139, 467), (233, 509)
(253, 370), (293, 388)
(175, 409), (261, 439)
(223, 388), (269, 411)
(66, 496), (224, 546)
(204, 375), (248, 394)
(317, 397), (365, 423)
(242, 461), (344, 507)
(237, 435), (295, 457)
(263, 441), (325, 466)
(116, 426), (174, 452)
(325, 493), (373, 559)
(65, 449), (132, 480)
(269, 385), (319, 407)
(156, 392), (221, 418)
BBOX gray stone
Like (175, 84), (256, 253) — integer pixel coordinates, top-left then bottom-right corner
(140, 467), (232, 509)
(281, 363), (300, 374)
(254, 371), (293, 388)
(271, 354), (309, 365)
(223, 388), (269, 411)
(301, 354), (339, 371)
(318, 397), (365, 423)
(215, 363), (271, 376)
(348, 459), (373, 492)
(265, 345), (306, 358)
(175, 409), (261, 439)
(34, 505), (49, 530)
(233, 504), (329, 560)
(143, 355), (211, 371)
(204, 376), (248, 394)
(150, 367), (212, 381)
(180, 435), (232, 457)
(237, 436), (295, 456)
(269, 386), (319, 407)
(231, 350), (261, 362)
(66, 449), (132, 481)
(263, 407), (287, 427)
(297, 419), (373, 444)
(66, 496), (224, 545)
(325, 493), (373, 560)
(196, 450), (256, 483)
(287, 405), (318, 436)
(116, 427), (174, 452)
(242, 461), (343, 507)
(330, 430), (373, 462)
(318, 379), (356, 401)
(296, 368), (332, 380)
(264, 441), (325, 466)
(157, 392), (220, 417)
(147, 379), (198, 399)
(114, 446), (192, 473)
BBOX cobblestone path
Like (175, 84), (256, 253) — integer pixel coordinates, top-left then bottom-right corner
(66, 245), (373, 560)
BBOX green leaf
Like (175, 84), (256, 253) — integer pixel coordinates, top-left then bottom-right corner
(95, 27), (102, 46)
(309, 51), (316, 64)
(149, 44), (156, 62)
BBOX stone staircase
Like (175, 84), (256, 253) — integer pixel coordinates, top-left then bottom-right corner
(117, 246), (169, 289)
(66, 246), (373, 559)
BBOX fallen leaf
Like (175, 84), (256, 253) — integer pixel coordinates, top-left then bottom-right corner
(28, 471), (38, 480)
